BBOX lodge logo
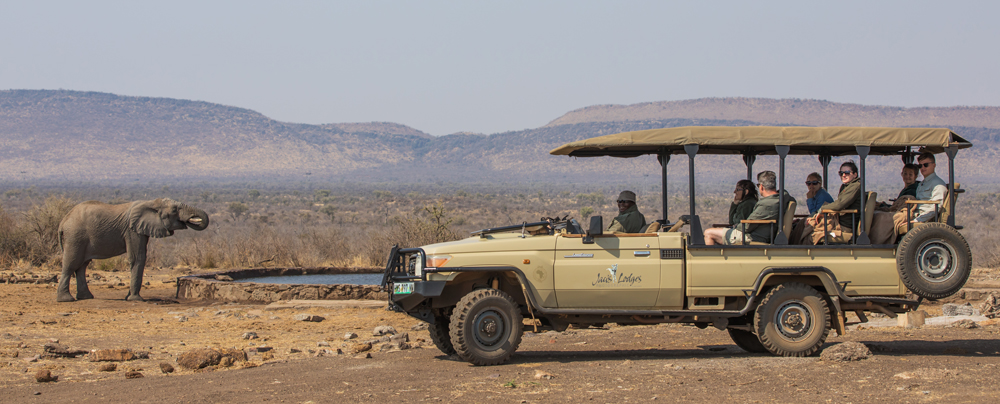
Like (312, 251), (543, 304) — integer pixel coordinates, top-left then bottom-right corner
(592, 264), (642, 287)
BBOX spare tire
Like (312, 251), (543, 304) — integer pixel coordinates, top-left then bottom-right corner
(896, 223), (971, 299)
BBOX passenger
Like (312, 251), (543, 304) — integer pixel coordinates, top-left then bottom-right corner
(804, 172), (834, 215)
(892, 152), (947, 233)
(607, 190), (647, 233)
(705, 171), (795, 245)
(729, 179), (758, 226)
(898, 163), (921, 199)
(803, 161), (861, 244)
(871, 163), (923, 243)
(878, 163), (921, 213)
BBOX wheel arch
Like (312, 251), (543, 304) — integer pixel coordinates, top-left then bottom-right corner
(433, 270), (531, 309)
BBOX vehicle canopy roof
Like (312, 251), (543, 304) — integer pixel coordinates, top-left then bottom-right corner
(550, 126), (972, 158)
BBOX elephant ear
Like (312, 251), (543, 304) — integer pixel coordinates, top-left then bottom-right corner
(129, 199), (171, 238)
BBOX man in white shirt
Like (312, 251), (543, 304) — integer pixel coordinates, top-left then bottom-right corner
(912, 152), (948, 223)
(893, 152), (948, 234)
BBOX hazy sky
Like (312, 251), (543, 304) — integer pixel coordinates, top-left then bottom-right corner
(3, 1), (998, 136)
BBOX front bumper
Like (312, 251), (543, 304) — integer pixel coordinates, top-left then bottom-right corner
(382, 245), (446, 311)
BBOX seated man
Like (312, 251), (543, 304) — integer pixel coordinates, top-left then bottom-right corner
(705, 171), (795, 245)
(607, 190), (647, 233)
(892, 152), (947, 233)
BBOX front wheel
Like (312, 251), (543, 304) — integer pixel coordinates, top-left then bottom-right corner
(754, 283), (830, 357)
(449, 288), (524, 366)
(428, 308), (456, 355)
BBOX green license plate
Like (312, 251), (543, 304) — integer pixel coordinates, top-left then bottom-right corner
(393, 282), (414, 295)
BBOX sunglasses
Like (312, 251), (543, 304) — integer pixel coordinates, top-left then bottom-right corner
(617, 200), (631, 204)
(805, 181), (820, 185)
(838, 171), (854, 176)
(919, 162), (933, 168)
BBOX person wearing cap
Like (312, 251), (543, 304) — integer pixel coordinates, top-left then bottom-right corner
(607, 190), (647, 233)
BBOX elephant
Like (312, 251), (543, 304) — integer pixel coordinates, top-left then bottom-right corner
(56, 198), (210, 302)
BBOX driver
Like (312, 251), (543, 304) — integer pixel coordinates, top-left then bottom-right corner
(607, 190), (647, 233)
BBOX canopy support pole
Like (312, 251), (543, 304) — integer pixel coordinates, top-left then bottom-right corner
(658, 149), (670, 224)
(774, 145), (790, 245)
(742, 152), (757, 181)
(945, 145), (959, 227)
(902, 147), (915, 165)
(685, 144), (704, 245)
(856, 146), (871, 245)
(819, 154), (832, 191)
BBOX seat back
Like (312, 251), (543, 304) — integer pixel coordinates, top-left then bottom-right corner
(863, 191), (877, 234)
(782, 201), (796, 240)
(938, 183), (960, 224)
(644, 221), (661, 233)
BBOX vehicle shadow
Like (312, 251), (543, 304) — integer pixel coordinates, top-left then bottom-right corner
(850, 338), (1000, 357)
(496, 338), (1000, 364)
(509, 344), (765, 363)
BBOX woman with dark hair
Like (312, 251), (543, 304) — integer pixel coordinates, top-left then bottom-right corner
(729, 179), (758, 226)
(804, 172), (834, 215)
(802, 161), (862, 244)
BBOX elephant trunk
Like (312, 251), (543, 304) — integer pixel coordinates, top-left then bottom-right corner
(180, 206), (210, 231)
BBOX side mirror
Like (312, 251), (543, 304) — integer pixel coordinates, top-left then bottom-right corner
(583, 216), (603, 244)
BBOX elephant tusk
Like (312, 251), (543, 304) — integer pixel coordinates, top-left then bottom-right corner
(188, 218), (203, 224)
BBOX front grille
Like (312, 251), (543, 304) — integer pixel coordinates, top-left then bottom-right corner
(661, 248), (684, 260)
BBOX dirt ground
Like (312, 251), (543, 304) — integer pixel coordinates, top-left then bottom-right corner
(3, 267), (1000, 403)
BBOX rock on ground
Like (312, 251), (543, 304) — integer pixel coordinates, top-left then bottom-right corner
(34, 370), (56, 383)
(125, 371), (144, 379)
(177, 348), (247, 370)
(981, 293), (1000, 319)
(89, 349), (140, 362)
(942, 303), (979, 317)
(293, 314), (324, 322)
(43, 343), (88, 358)
(373, 326), (396, 336)
(820, 341), (872, 361)
(950, 319), (979, 329)
(98, 363), (117, 372)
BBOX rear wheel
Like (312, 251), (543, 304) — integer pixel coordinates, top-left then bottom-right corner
(754, 283), (830, 357)
(428, 308), (455, 355)
(897, 223), (972, 299)
(727, 328), (767, 353)
(449, 289), (523, 366)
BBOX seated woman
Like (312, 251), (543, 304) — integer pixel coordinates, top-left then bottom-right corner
(728, 179), (758, 226)
(790, 173), (833, 243)
(799, 161), (861, 244)
(805, 172), (834, 215)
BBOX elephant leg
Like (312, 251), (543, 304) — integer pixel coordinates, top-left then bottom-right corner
(125, 237), (148, 302)
(75, 260), (94, 300)
(57, 254), (85, 302)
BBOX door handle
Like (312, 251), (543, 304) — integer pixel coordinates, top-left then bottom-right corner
(563, 253), (594, 258)
(634, 251), (651, 257)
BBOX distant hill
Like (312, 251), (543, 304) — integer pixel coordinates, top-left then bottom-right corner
(1, 90), (998, 185)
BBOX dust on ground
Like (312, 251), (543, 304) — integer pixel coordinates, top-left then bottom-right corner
(2, 267), (1000, 403)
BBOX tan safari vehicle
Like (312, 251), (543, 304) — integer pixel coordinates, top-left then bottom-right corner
(382, 126), (973, 365)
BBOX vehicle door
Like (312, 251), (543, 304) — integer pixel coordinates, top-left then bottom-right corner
(553, 234), (660, 308)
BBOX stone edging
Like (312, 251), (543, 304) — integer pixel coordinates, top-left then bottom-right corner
(175, 267), (387, 303)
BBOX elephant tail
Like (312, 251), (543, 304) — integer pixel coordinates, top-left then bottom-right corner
(58, 229), (64, 253)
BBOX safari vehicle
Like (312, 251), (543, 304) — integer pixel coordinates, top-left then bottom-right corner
(382, 126), (973, 365)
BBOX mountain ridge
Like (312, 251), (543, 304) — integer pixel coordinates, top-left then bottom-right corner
(1, 90), (998, 184)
